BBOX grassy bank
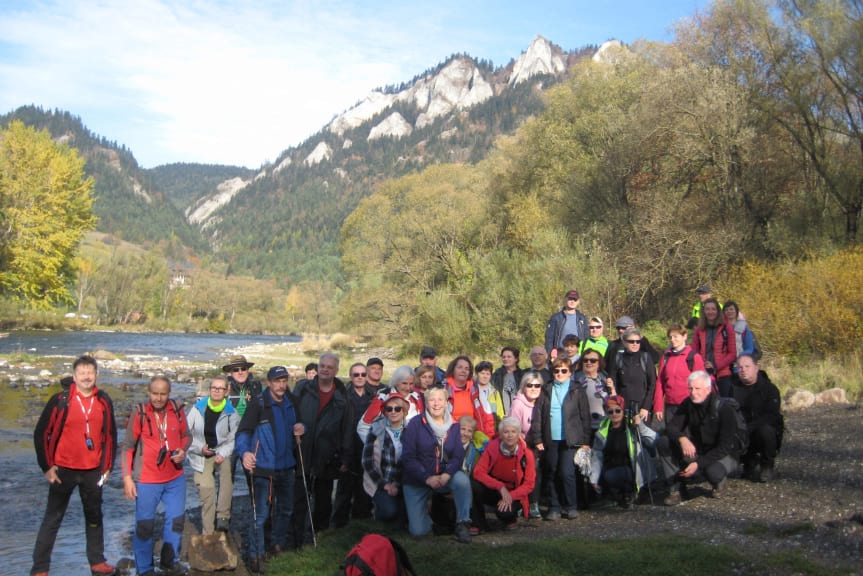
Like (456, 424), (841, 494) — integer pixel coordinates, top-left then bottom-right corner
(264, 520), (837, 576)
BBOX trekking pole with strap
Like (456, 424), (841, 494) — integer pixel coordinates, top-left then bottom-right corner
(295, 433), (317, 548)
(250, 440), (260, 531)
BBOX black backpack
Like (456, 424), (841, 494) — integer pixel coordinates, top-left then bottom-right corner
(341, 534), (416, 576)
(713, 396), (749, 455)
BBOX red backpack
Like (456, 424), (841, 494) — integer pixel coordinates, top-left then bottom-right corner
(341, 534), (416, 576)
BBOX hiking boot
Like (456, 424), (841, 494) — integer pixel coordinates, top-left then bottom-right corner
(529, 503), (542, 519)
(561, 508), (579, 520)
(267, 544), (284, 559)
(618, 495), (633, 510)
(90, 562), (116, 576)
(663, 491), (682, 506)
(159, 562), (188, 576)
(759, 465), (775, 483)
(247, 557), (266, 574)
(216, 517), (230, 532)
(544, 510), (561, 520)
(711, 478), (728, 499)
(504, 519), (518, 530)
(454, 521), (472, 544)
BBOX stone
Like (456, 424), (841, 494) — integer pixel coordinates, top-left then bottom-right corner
(815, 387), (847, 405)
(784, 389), (816, 411)
(187, 531), (239, 571)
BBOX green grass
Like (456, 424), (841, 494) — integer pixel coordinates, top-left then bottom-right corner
(265, 520), (841, 576)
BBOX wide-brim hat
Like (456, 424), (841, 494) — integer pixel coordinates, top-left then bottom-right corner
(222, 354), (254, 372)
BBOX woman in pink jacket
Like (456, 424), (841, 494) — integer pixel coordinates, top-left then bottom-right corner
(654, 324), (705, 426)
(691, 298), (737, 397)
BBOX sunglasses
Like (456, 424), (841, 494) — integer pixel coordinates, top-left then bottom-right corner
(607, 408), (623, 414)
(231, 367), (248, 373)
(582, 358), (599, 364)
(553, 368), (570, 374)
(384, 405), (404, 413)
(351, 372), (367, 377)
(525, 383), (543, 389)
(625, 339), (642, 344)
(589, 325), (602, 330)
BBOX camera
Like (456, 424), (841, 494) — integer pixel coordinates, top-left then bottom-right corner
(626, 400), (641, 419)
(157, 446), (168, 466)
(85, 437), (94, 451)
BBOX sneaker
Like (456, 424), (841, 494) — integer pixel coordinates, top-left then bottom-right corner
(90, 562), (116, 576)
(561, 508), (579, 520)
(469, 525), (483, 536)
(528, 503), (542, 519)
(544, 510), (561, 520)
(454, 521), (472, 544)
(216, 517), (230, 532)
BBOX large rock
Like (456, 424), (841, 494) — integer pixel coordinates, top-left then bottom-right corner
(815, 387), (847, 405)
(188, 531), (239, 571)
(784, 389), (816, 411)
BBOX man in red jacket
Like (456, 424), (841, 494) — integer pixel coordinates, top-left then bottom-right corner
(31, 354), (118, 576)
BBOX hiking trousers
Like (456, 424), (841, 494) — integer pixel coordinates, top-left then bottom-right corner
(31, 466), (106, 574)
(133, 475), (186, 574)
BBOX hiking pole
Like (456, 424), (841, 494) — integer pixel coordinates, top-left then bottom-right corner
(295, 434), (317, 548)
(631, 414), (654, 506)
(250, 440), (260, 533)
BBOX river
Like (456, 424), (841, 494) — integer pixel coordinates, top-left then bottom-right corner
(0, 331), (299, 576)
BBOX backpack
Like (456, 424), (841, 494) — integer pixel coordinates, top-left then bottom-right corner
(713, 396), (749, 455)
(749, 329), (763, 362)
(663, 348), (698, 372)
(341, 534), (416, 576)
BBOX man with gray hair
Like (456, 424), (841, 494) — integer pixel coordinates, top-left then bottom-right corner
(290, 352), (353, 544)
(657, 371), (742, 505)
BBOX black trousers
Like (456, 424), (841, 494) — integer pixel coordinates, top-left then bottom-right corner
(743, 424), (780, 467)
(32, 467), (106, 573)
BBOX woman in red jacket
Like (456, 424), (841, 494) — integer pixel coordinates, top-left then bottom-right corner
(472, 416), (536, 530)
(654, 324), (705, 426)
(691, 298), (737, 397)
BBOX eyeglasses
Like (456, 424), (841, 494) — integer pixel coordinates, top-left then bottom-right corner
(351, 372), (367, 377)
(525, 383), (543, 388)
(553, 368), (570, 374)
(625, 339), (642, 344)
(384, 405), (404, 413)
(607, 408), (623, 414)
(589, 325), (602, 330)
(582, 358), (599, 364)
(210, 386), (227, 391)
(231, 367), (248, 373)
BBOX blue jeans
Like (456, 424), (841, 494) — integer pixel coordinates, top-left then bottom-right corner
(372, 487), (405, 523)
(545, 440), (577, 512)
(249, 471), (294, 557)
(403, 471), (471, 536)
(603, 465), (634, 494)
(134, 475), (185, 573)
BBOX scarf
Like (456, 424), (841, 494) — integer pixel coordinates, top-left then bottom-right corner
(207, 397), (227, 412)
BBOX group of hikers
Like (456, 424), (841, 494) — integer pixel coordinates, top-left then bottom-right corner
(29, 285), (785, 576)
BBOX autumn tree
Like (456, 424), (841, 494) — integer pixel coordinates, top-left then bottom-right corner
(0, 121), (96, 307)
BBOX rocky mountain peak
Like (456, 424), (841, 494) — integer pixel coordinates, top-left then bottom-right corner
(509, 35), (566, 85)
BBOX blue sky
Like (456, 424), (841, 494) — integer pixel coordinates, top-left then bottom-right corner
(0, 0), (706, 168)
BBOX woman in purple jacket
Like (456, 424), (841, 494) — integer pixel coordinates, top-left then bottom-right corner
(401, 385), (473, 543)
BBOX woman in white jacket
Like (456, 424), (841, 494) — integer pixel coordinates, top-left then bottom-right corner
(187, 375), (240, 533)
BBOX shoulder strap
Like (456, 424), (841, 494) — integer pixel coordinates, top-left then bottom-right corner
(388, 536), (417, 576)
(686, 349), (696, 372)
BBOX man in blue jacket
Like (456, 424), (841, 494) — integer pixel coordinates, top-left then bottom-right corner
(544, 289), (587, 360)
(236, 366), (304, 574)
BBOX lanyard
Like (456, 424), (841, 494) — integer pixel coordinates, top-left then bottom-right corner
(154, 409), (169, 450)
(75, 393), (94, 439)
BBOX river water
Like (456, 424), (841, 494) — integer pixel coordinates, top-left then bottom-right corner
(0, 331), (298, 576)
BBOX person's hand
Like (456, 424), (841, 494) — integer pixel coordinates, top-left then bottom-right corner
(633, 413), (642, 426)
(655, 411), (664, 422)
(384, 482), (399, 497)
(550, 349), (558, 361)
(679, 462), (698, 478)
(591, 482), (602, 495)
(170, 449), (185, 464)
(497, 486), (513, 512)
(294, 423), (305, 437)
(214, 454), (224, 464)
(339, 463), (350, 474)
(536, 443), (545, 452)
(242, 451), (256, 471)
(704, 360), (714, 371)
(45, 465), (60, 484)
(202, 446), (214, 457)
(638, 408), (649, 422)
(425, 475), (439, 489)
(123, 476), (137, 500)
(679, 437), (697, 459)
(605, 378), (615, 392)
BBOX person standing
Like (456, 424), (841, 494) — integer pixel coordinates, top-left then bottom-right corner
(122, 376), (191, 576)
(544, 289), (587, 360)
(365, 357), (385, 393)
(491, 347), (523, 414)
(236, 366), (303, 572)
(186, 375), (239, 534)
(31, 355), (118, 576)
(692, 298), (737, 397)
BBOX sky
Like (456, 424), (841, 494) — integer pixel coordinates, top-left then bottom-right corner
(0, 0), (706, 169)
